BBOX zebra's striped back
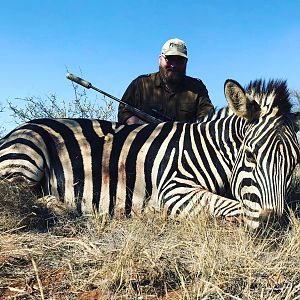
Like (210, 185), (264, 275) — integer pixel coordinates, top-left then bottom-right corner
(0, 79), (299, 230)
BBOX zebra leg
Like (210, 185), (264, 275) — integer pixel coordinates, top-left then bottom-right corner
(178, 189), (264, 229)
(204, 191), (244, 218)
(185, 189), (243, 219)
(163, 188), (244, 222)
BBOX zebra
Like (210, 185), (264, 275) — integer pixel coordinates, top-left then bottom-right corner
(0, 79), (299, 230)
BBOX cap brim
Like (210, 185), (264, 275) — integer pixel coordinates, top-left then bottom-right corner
(163, 50), (188, 58)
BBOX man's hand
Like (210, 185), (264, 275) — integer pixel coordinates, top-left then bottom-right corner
(126, 116), (146, 125)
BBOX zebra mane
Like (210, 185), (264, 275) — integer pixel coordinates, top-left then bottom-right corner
(245, 79), (292, 116)
(200, 79), (295, 124)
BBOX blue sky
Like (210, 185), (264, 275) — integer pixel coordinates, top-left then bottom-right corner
(1, 1), (300, 131)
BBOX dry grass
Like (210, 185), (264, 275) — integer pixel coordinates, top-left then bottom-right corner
(1, 181), (300, 299)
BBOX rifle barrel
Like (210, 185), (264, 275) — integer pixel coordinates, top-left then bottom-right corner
(66, 73), (164, 124)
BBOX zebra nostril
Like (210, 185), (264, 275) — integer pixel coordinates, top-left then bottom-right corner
(243, 193), (260, 204)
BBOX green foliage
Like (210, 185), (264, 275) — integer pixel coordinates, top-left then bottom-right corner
(7, 82), (116, 124)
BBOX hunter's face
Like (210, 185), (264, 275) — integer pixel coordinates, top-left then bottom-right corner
(159, 55), (187, 85)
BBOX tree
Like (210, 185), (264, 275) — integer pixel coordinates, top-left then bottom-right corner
(291, 89), (300, 112)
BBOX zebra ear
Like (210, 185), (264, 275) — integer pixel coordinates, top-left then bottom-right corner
(224, 79), (248, 117)
(224, 79), (261, 120)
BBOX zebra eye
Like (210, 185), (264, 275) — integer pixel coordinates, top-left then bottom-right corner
(245, 149), (256, 164)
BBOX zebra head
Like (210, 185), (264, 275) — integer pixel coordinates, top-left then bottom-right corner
(224, 79), (300, 230)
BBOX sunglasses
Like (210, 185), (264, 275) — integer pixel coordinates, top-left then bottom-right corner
(161, 54), (187, 65)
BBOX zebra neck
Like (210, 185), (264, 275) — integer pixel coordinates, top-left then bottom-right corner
(198, 114), (247, 169)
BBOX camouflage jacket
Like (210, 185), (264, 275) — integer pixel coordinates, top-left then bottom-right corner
(118, 72), (214, 123)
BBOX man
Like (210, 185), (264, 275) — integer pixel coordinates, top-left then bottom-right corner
(118, 38), (214, 124)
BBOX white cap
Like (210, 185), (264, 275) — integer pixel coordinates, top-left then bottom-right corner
(161, 38), (188, 58)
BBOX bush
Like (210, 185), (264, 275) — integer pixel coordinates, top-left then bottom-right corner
(6, 81), (116, 124)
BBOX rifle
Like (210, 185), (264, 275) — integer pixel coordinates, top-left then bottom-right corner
(66, 73), (171, 124)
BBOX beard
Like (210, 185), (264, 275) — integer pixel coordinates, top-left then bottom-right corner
(159, 65), (186, 87)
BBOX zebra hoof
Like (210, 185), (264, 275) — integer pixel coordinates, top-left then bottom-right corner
(35, 196), (69, 217)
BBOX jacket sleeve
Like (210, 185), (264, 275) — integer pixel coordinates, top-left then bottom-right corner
(196, 82), (215, 120)
(118, 78), (140, 124)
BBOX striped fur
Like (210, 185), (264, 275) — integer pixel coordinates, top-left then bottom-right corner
(0, 79), (299, 229)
